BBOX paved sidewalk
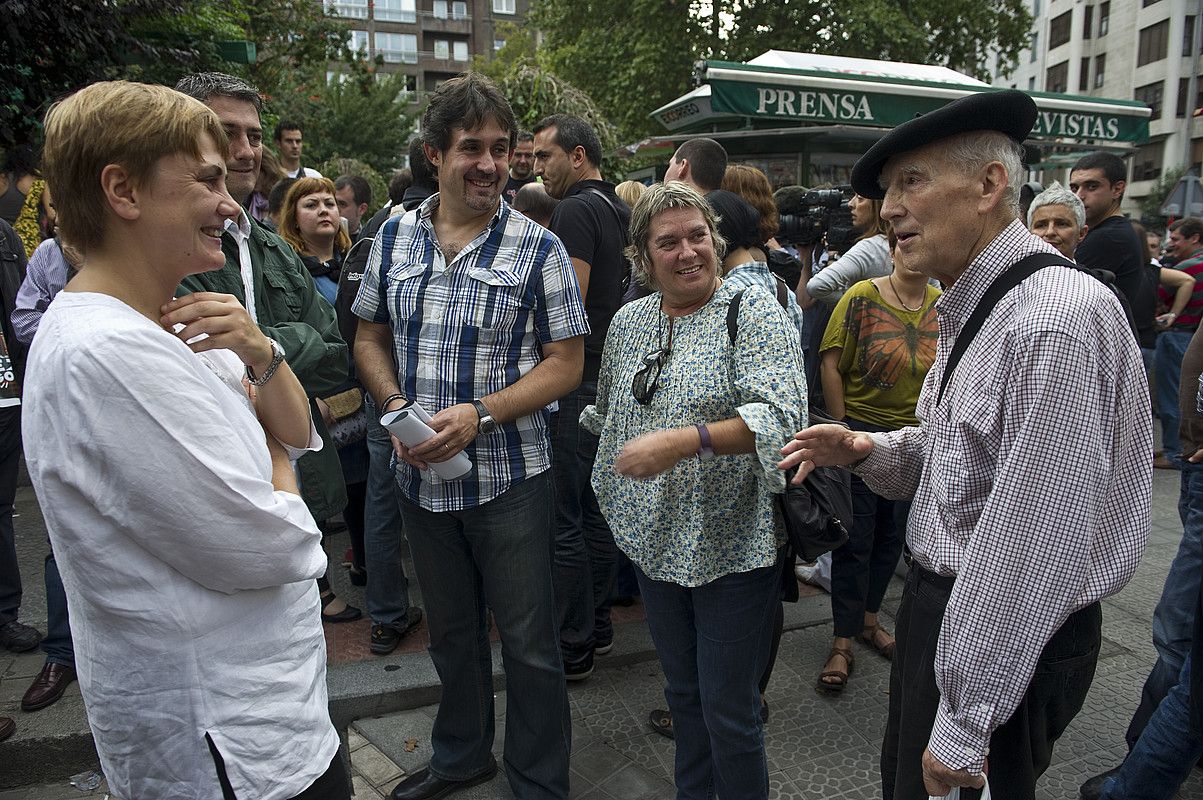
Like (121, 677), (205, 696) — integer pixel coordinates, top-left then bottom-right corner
(3, 447), (1203, 797)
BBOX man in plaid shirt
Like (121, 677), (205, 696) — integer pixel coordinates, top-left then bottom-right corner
(781, 90), (1150, 800)
(354, 74), (588, 800)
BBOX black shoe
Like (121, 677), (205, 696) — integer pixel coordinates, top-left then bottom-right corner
(1079, 766), (1121, 800)
(390, 758), (497, 800)
(565, 652), (594, 682)
(0, 620), (42, 652)
(370, 608), (424, 655)
(348, 566), (368, 587)
(319, 591), (362, 624)
(594, 636), (614, 656)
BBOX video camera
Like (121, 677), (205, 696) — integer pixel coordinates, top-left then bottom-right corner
(774, 185), (858, 253)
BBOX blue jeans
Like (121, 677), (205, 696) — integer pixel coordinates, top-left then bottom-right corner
(398, 471), (570, 799)
(1104, 654), (1203, 800)
(637, 562), (778, 800)
(42, 552), (73, 665)
(550, 384), (619, 663)
(363, 395), (412, 626)
(1127, 462), (1203, 747)
(1155, 330), (1193, 460)
(0, 406), (22, 626)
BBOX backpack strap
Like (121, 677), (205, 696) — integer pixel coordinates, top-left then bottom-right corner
(727, 289), (746, 344)
(937, 252), (1076, 405)
(774, 275), (789, 308)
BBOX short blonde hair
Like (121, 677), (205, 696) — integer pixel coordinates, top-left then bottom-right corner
(42, 81), (228, 253)
(279, 176), (353, 257)
(615, 180), (647, 207)
(625, 182), (727, 291)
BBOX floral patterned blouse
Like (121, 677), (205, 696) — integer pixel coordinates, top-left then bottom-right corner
(581, 280), (807, 587)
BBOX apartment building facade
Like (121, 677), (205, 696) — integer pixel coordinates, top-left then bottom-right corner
(995, 0), (1202, 211)
(321, 0), (529, 97)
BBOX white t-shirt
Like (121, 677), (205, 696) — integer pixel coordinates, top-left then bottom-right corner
(22, 292), (337, 800)
(285, 166), (323, 179)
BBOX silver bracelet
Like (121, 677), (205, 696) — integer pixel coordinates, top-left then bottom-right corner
(246, 338), (286, 387)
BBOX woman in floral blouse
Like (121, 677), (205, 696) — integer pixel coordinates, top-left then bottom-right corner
(582, 182), (806, 799)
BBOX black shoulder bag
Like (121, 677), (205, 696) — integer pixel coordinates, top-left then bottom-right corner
(727, 288), (853, 562)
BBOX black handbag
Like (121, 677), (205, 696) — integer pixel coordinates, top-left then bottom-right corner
(778, 414), (853, 562)
(726, 290), (854, 561)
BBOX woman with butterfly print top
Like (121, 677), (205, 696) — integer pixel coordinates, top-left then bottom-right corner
(814, 231), (940, 693)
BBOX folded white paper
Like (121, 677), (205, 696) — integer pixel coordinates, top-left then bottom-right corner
(380, 402), (472, 480)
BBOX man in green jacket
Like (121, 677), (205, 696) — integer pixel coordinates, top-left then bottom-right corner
(174, 72), (356, 619)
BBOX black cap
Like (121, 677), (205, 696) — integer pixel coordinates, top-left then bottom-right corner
(705, 189), (762, 250)
(850, 90), (1038, 200)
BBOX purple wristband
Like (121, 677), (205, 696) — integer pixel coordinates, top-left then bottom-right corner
(695, 424), (715, 460)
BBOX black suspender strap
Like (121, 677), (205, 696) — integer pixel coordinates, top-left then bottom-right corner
(936, 252), (1077, 405)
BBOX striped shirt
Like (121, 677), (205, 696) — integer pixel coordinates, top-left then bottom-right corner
(854, 220), (1151, 773)
(1168, 249), (1203, 330)
(353, 195), (590, 512)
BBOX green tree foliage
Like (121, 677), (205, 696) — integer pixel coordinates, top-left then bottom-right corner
(529, 0), (702, 141)
(721, 0), (1033, 83)
(1140, 166), (1186, 231)
(265, 66), (416, 174)
(319, 157), (389, 218)
(526, 0), (1034, 146)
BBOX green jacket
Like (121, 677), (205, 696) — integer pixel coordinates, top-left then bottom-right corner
(178, 217), (349, 521)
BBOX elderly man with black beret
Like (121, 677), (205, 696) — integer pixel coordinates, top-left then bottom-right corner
(780, 90), (1151, 800)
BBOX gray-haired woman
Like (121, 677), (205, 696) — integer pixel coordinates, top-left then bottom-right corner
(582, 182), (807, 799)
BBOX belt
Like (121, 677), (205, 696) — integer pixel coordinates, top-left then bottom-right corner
(912, 564), (956, 594)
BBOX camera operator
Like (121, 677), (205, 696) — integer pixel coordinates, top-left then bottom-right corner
(799, 193), (892, 308)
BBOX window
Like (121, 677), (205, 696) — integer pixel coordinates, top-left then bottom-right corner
(1143, 0), (1163, 5)
(375, 32), (418, 63)
(1138, 20), (1170, 67)
(494, 38), (506, 51)
(452, 1), (468, 19)
(1049, 11), (1072, 49)
(1030, 31), (1039, 63)
(1135, 81), (1164, 121)
(1178, 77), (1203, 117)
(347, 29), (370, 54)
(493, 0), (516, 13)
(433, 0), (447, 19)
(327, 0), (368, 18)
(1029, 76), (1037, 90)
(1046, 61), (1069, 93)
(1094, 53), (1106, 88)
(1187, 17), (1198, 57)
(1099, 1), (1110, 36)
(375, 0), (416, 22)
(1134, 142), (1163, 182)
(1083, 5), (1093, 39)
(453, 40), (468, 61)
(1033, 0), (1040, 14)
(1079, 57), (1090, 91)
(434, 39), (449, 60)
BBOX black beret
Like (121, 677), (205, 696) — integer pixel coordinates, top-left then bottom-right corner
(705, 189), (762, 250)
(850, 89), (1038, 200)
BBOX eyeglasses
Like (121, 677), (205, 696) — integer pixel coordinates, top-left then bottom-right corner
(632, 317), (674, 406)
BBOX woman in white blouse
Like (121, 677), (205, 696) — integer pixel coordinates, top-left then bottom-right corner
(25, 81), (347, 800)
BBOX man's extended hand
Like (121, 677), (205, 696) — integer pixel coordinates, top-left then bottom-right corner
(922, 748), (986, 797)
(777, 423), (874, 483)
(161, 292), (274, 373)
(404, 403), (478, 468)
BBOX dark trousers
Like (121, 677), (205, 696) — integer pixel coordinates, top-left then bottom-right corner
(882, 566), (1101, 800)
(0, 406), (22, 625)
(551, 384), (620, 663)
(208, 735), (350, 800)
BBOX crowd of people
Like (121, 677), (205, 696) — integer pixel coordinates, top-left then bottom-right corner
(0, 69), (1197, 800)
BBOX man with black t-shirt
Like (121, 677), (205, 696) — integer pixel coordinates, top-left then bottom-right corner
(533, 114), (631, 681)
(1070, 152), (1157, 355)
(503, 131), (536, 206)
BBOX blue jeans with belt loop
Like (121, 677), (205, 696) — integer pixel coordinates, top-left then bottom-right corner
(636, 562), (779, 800)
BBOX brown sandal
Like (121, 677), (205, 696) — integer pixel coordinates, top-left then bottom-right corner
(816, 646), (854, 694)
(860, 623), (896, 660)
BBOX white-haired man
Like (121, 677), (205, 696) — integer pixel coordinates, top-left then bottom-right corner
(780, 90), (1151, 800)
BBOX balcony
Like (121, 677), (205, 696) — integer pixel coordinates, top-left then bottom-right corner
(419, 10), (472, 35)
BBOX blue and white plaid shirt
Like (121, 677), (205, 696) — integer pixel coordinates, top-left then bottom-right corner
(353, 195), (590, 512)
